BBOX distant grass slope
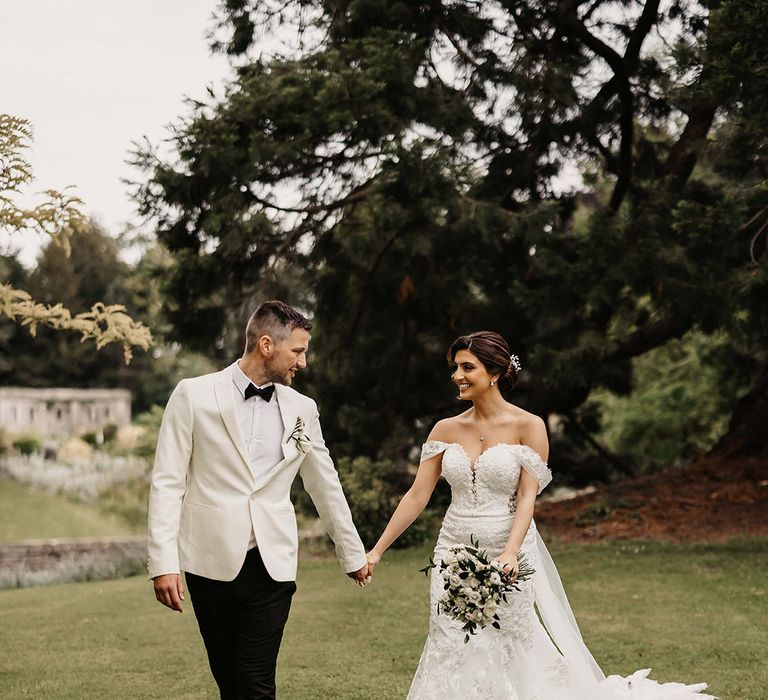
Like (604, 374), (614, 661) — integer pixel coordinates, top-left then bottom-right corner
(0, 540), (765, 699)
(0, 478), (140, 542)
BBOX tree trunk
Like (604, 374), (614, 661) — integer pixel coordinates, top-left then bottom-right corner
(709, 361), (768, 459)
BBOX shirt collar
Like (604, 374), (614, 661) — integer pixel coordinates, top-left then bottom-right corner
(232, 360), (273, 399)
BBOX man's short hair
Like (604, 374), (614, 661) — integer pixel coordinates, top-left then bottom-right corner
(244, 300), (312, 353)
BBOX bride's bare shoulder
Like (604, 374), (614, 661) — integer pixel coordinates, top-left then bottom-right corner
(508, 406), (548, 458)
(427, 413), (469, 443)
(517, 408), (546, 433)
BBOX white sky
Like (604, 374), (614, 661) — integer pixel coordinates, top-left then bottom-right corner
(2, 0), (232, 267)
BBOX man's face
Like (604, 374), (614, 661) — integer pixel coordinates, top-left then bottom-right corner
(264, 328), (310, 385)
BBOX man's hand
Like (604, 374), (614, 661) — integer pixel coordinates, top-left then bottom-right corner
(153, 573), (185, 612)
(347, 562), (372, 587)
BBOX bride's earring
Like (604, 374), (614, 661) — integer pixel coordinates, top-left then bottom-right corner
(491, 380), (495, 386)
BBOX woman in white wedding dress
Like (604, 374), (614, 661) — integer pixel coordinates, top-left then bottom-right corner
(366, 331), (714, 700)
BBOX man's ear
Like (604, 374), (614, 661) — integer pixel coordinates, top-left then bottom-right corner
(258, 335), (273, 356)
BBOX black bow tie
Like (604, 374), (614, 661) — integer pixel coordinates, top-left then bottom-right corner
(244, 383), (275, 402)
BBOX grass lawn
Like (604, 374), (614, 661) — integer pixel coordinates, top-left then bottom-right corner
(0, 539), (765, 699)
(0, 478), (140, 543)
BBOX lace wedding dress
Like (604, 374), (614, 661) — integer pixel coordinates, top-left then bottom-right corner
(407, 441), (715, 700)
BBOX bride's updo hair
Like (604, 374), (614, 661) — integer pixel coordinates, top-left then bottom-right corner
(447, 331), (521, 391)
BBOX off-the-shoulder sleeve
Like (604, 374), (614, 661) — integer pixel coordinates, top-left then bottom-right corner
(420, 440), (451, 463)
(516, 445), (553, 495)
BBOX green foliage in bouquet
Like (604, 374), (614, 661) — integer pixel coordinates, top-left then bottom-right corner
(421, 535), (535, 643)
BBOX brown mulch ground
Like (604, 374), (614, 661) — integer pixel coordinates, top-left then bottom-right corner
(535, 455), (768, 542)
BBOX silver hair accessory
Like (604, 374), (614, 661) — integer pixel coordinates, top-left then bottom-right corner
(509, 354), (522, 374)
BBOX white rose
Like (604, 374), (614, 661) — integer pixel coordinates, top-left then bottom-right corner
(489, 572), (502, 586)
(485, 601), (497, 616)
(449, 574), (462, 588)
(461, 586), (473, 598)
(468, 577), (480, 589)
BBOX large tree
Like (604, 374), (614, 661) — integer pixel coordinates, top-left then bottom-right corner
(135, 1), (768, 467)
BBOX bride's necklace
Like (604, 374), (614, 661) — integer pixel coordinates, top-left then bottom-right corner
(476, 418), (492, 444)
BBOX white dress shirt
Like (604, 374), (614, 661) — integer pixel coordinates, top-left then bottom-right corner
(232, 360), (285, 548)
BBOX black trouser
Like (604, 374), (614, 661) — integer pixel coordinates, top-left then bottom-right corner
(185, 548), (296, 700)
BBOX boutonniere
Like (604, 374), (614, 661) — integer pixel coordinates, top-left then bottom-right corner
(286, 416), (311, 453)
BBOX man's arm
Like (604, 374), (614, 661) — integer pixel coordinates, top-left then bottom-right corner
(299, 405), (369, 582)
(147, 380), (193, 610)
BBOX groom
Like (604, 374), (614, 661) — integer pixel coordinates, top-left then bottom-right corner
(147, 300), (371, 699)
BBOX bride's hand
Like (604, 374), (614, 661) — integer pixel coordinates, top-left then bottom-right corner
(495, 551), (520, 581)
(366, 549), (382, 579)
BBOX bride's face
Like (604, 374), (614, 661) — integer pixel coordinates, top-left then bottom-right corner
(451, 349), (494, 399)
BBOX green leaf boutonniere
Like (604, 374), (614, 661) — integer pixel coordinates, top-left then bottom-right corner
(286, 416), (312, 453)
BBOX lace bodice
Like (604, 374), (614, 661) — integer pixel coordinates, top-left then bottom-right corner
(421, 440), (552, 517)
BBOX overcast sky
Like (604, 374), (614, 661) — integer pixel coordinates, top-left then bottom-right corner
(2, 1), (232, 266)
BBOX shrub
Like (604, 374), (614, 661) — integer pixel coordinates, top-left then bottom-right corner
(0, 427), (9, 456)
(132, 405), (165, 459)
(334, 456), (436, 549)
(102, 422), (118, 442)
(58, 437), (94, 464)
(81, 431), (99, 446)
(13, 432), (42, 456)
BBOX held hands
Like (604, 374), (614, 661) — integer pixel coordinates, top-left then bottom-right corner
(347, 561), (373, 587)
(153, 573), (185, 613)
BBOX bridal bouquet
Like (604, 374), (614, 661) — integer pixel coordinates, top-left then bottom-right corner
(420, 535), (535, 643)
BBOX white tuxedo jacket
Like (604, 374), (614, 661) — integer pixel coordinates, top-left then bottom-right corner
(147, 366), (367, 582)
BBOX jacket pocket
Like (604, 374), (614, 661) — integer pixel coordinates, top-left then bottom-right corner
(183, 499), (220, 511)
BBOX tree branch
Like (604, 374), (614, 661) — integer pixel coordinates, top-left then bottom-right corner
(663, 97), (717, 186)
(566, 411), (637, 477)
(564, 1), (661, 206)
(246, 179), (380, 214)
(606, 314), (692, 362)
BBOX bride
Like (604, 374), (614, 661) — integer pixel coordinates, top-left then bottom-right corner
(366, 331), (714, 700)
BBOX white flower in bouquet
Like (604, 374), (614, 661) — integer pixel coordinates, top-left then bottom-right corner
(420, 535), (535, 643)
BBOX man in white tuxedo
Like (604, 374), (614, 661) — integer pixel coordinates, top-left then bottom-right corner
(148, 300), (370, 699)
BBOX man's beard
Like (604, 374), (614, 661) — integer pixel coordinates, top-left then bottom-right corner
(263, 358), (291, 385)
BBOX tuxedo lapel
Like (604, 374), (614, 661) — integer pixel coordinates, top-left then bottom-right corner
(275, 384), (296, 462)
(213, 375), (252, 472)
